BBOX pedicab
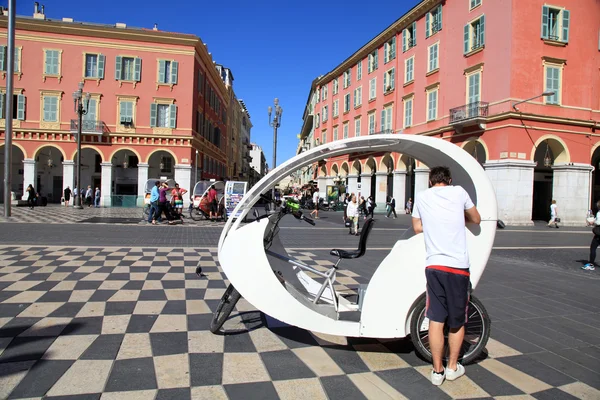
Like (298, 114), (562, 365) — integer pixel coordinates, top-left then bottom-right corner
(142, 178), (176, 218)
(206, 134), (498, 365)
(189, 180), (226, 221)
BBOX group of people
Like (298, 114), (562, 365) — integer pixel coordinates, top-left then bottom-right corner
(62, 186), (101, 208)
(147, 180), (188, 225)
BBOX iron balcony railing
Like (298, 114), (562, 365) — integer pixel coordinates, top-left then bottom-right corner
(70, 119), (105, 135)
(449, 101), (489, 124)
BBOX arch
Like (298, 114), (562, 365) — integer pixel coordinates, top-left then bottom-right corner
(340, 162), (350, 176)
(33, 144), (67, 161)
(330, 163), (339, 177)
(0, 142), (28, 159)
(590, 140), (600, 160)
(379, 153), (394, 173)
(530, 134), (570, 164)
(319, 164), (327, 177)
(365, 157), (377, 174)
(71, 145), (105, 162)
(461, 137), (489, 164)
(109, 147), (142, 165)
(351, 160), (362, 175)
(146, 148), (179, 165)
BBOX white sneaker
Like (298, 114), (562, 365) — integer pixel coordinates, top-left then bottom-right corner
(445, 363), (465, 381)
(430, 369), (445, 386)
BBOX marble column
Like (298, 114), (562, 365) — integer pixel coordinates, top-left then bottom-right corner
(347, 174), (359, 197)
(374, 172), (388, 212)
(100, 162), (113, 207)
(22, 159), (37, 200)
(360, 173), (372, 199)
(484, 159), (535, 226)
(552, 163), (594, 226)
(414, 167), (430, 197)
(174, 164), (193, 207)
(62, 160), (75, 194)
(393, 170), (407, 212)
(137, 163), (149, 207)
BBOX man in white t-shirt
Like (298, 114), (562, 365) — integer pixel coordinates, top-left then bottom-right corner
(309, 189), (320, 219)
(412, 166), (481, 386)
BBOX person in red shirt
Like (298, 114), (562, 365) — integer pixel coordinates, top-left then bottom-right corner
(207, 185), (218, 221)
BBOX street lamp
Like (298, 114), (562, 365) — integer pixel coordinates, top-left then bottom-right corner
(72, 81), (91, 209)
(195, 150), (199, 183)
(512, 91), (555, 111)
(268, 98), (283, 202)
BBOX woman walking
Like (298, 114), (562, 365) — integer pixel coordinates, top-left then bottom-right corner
(26, 184), (37, 210)
(583, 200), (600, 271)
(346, 194), (359, 236)
(63, 186), (71, 207)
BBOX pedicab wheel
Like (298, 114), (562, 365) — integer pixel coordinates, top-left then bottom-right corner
(410, 293), (491, 365)
(189, 207), (203, 221)
(210, 283), (242, 333)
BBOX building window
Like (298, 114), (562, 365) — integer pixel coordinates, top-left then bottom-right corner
(404, 96), (413, 128)
(119, 101), (134, 126)
(467, 71), (481, 108)
(428, 43), (439, 72)
(150, 103), (177, 128)
(42, 95), (58, 122)
(402, 22), (417, 52)
(405, 57), (414, 83)
(470, 0), (482, 10)
(83, 98), (97, 122)
(343, 69), (351, 88)
(316, 113), (320, 128)
(322, 130), (327, 144)
(354, 86), (362, 108)
(384, 68), (395, 93)
(0, 46), (22, 73)
(333, 78), (339, 95)
(158, 60), (179, 84)
(426, 5), (443, 38)
(115, 56), (141, 81)
(368, 50), (378, 73)
(343, 122), (349, 139)
(197, 70), (205, 94)
(333, 99), (339, 117)
(84, 53), (105, 79)
(322, 85), (328, 101)
(0, 93), (26, 120)
(369, 78), (377, 100)
(544, 64), (562, 105)
(464, 15), (485, 55)
(161, 157), (173, 174)
(381, 105), (393, 133)
(368, 112), (376, 134)
(355, 118), (361, 137)
(427, 89), (438, 121)
(541, 6), (570, 43)
(357, 60), (362, 80)
(44, 49), (61, 76)
(333, 126), (339, 141)
(344, 93), (351, 113)
(322, 105), (328, 122)
(384, 37), (396, 63)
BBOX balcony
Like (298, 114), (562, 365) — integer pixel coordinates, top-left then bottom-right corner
(449, 101), (488, 131)
(70, 119), (106, 135)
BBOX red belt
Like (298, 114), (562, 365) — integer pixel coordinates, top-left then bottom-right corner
(427, 265), (470, 276)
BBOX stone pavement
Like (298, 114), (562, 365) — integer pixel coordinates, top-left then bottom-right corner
(0, 245), (599, 400)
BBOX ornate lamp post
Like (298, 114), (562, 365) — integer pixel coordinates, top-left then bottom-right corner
(268, 98), (283, 202)
(72, 82), (91, 209)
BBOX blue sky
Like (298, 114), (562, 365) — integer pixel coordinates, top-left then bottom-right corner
(13, 0), (417, 166)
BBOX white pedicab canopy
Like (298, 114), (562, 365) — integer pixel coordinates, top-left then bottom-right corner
(218, 135), (498, 338)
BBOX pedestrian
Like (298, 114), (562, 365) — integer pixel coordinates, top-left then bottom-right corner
(366, 195), (375, 218)
(411, 166), (481, 386)
(85, 186), (93, 207)
(26, 184), (36, 210)
(310, 189), (319, 219)
(94, 187), (101, 208)
(171, 183), (187, 216)
(73, 186), (79, 205)
(583, 200), (600, 271)
(149, 181), (160, 225)
(346, 194), (359, 235)
(158, 181), (176, 225)
(386, 195), (397, 219)
(359, 196), (366, 218)
(208, 185), (218, 221)
(547, 200), (559, 228)
(405, 198), (413, 214)
(63, 186), (71, 207)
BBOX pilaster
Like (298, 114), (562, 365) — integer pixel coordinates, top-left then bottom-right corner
(22, 159), (36, 200)
(552, 163), (594, 226)
(100, 162), (113, 207)
(374, 172), (388, 212)
(174, 164), (193, 207)
(137, 163), (149, 207)
(393, 170), (407, 212)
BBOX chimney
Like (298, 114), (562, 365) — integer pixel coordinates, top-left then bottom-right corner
(153, 23), (158, 31)
(34, 2), (39, 14)
(62, 17), (73, 22)
(115, 22), (127, 28)
(33, 2), (46, 19)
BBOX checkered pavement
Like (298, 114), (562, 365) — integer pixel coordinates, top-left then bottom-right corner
(0, 246), (598, 400)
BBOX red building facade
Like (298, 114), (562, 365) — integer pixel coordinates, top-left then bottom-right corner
(298, 0), (600, 225)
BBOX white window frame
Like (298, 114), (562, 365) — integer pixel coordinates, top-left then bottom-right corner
(333, 78), (339, 95)
(333, 99), (339, 117)
(322, 105), (328, 122)
(343, 69), (351, 88)
(384, 37), (396, 64)
(43, 48), (63, 82)
(357, 60), (363, 80)
(403, 95), (414, 128)
(333, 126), (339, 141)
(470, 0), (482, 10)
(404, 56), (414, 84)
(343, 122), (349, 139)
(384, 68), (395, 93)
(381, 105), (393, 133)
(344, 93), (351, 113)
(368, 112), (376, 134)
(322, 129), (327, 144)
(354, 86), (362, 108)
(368, 50), (378, 73)
(355, 117), (361, 137)
(465, 15), (485, 54)
(426, 87), (439, 122)
(466, 69), (482, 106)
(369, 78), (377, 100)
(543, 60), (564, 105)
(428, 42), (439, 73)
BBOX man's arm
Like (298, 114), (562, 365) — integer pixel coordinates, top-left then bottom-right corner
(412, 217), (423, 234)
(465, 206), (481, 225)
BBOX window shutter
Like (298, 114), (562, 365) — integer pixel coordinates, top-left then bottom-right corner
(561, 9), (570, 43)
(402, 29), (407, 52)
(17, 95), (25, 120)
(150, 103), (157, 127)
(463, 25), (470, 54)
(115, 56), (122, 80)
(97, 54), (105, 79)
(479, 15), (486, 46)
(169, 104), (177, 128)
(0, 93), (4, 119)
(391, 69), (395, 89)
(158, 60), (166, 83)
(383, 73), (388, 91)
(391, 37), (396, 59)
(0, 46), (5, 71)
(541, 5), (549, 39)
(380, 110), (385, 132)
(384, 43), (389, 63)
(13, 48), (19, 72)
(412, 22), (417, 46)
(438, 5), (443, 30)
(426, 12), (431, 38)
(374, 51), (378, 69)
(134, 58), (142, 81)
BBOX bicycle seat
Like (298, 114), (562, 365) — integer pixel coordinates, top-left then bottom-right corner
(330, 218), (375, 261)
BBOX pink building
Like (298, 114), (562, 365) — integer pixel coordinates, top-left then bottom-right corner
(298, 0), (600, 225)
(0, 6), (229, 206)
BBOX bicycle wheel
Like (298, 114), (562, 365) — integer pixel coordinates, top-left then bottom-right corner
(189, 207), (203, 221)
(410, 293), (491, 365)
(210, 284), (242, 333)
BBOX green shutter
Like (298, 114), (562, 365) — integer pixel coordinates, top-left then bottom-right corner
(13, 48), (19, 72)
(158, 60), (166, 83)
(437, 5), (443, 30)
(0, 46), (5, 71)
(115, 56), (122, 80)
(0, 93), (4, 119)
(541, 5), (549, 39)
(384, 43), (389, 63)
(412, 22), (417, 46)
(402, 29), (407, 52)
(561, 9), (570, 43)
(374, 51), (378, 69)
(391, 68), (395, 89)
(150, 103), (157, 127)
(17, 95), (25, 120)
(479, 15), (485, 46)
(97, 54), (105, 79)
(134, 58), (142, 81)
(425, 12), (431, 38)
(391, 37), (396, 59)
(464, 24), (470, 54)
(169, 104), (177, 128)
(171, 61), (178, 84)
(380, 110), (385, 132)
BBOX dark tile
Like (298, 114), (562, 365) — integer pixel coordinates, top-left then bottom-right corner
(126, 315), (158, 333)
(185, 289), (205, 300)
(36, 291), (72, 303)
(21, 273), (52, 281)
(74, 281), (103, 290)
(491, 328), (545, 354)
(88, 290), (118, 302)
(150, 332), (188, 356)
(224, 332), (257, 353)
(139, 290), (167, 301)
(260, 350), (315, 381)
(530, 351), (600, 390)
(80, 334), (124, 360)
(189, 353), (223, 386)
(224, 381), (278, 400)
(0, 336), (55, 362)
(187, 314), (213, 331)
(8, 359), (73, 398)
(323, 345), (370, 374)
(161, 300), (187, 315)
(130, 266), (151, 273)
(64, 272), (89, 281)
(376, 368), (451, 400)
(465, 363), (524, 396)
(152, 261), (171, 267)
(532, 388), (581, 400)
(106, 273), (130, 281)
(122, 281), (145, 290)
(54, 266), (78, 273)
(83, 261), (106, 267)
(104, 357), (157, 392)
(0, 304), (31, 318)
(146, 273), (165, 280)
(161, 280), (185, 289)
(62, 317), (104, 335)
(105, 301), (137, 316)
(320, 375), (368, 400)
(28, 281), (60, 291)
(0, 317), (41, 337)
(49, 302), (86, 318)
(207, 280), (227, 289)
(554, 347), (600, 372)
(185, 273), (199, 280)
(497, 355), (576, 387)
(0, 291), (19, 303)
(270, 327), (319, 348)
(156, 388), (191, 400)
(46, 394), (101, 400)
(204, 299), (221, 313)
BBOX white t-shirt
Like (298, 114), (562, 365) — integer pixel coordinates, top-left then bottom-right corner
(347, 201), (358, 217)
(313, 192), (319, 203)
(412, 185), (475, 269)
(550, 204), (557, 217)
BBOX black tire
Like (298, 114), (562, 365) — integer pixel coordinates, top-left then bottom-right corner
(410, 293), (491, 365)
(210, 284), (242, 333)
(189, 207), (203, 221)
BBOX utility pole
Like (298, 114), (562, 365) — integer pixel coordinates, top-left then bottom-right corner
(3, 0), (16, 218)
(267, 98), (283, 203)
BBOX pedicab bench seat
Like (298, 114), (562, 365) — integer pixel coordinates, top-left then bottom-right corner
(330, 219), (375, 262)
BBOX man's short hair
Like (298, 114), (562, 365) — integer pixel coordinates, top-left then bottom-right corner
(429, 166), (452, 186)
(155, 181), (160, 186)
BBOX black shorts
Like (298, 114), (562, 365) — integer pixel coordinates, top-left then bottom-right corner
(425, 266), (471, 329)
(210, 200), (218, 213)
